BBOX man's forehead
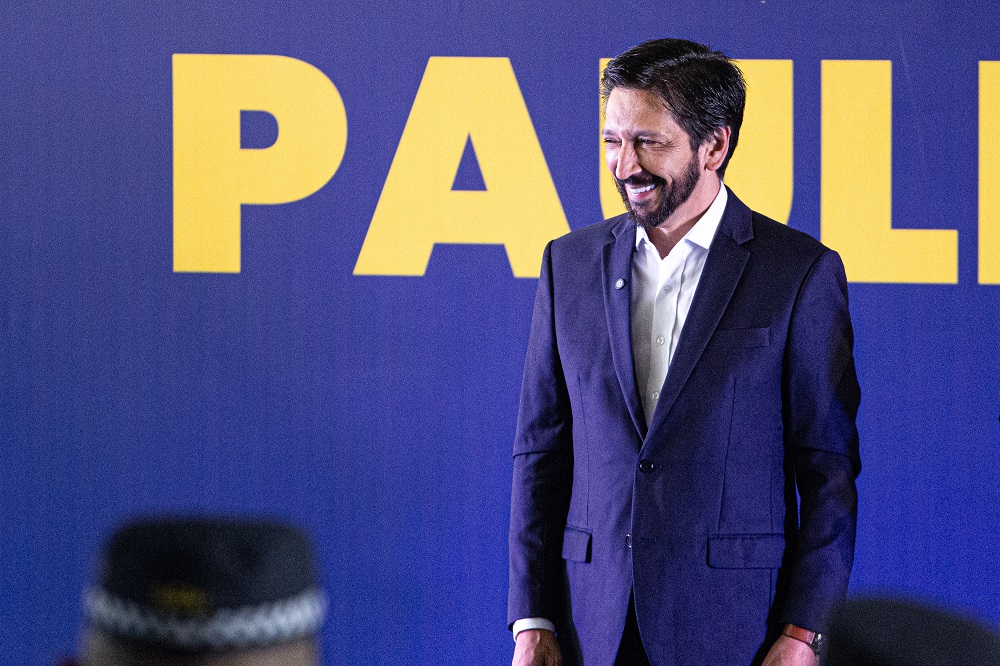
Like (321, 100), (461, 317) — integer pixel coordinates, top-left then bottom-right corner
(603, 87), (682, 135)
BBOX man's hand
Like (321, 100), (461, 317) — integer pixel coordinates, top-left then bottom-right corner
(512, 629), (562, 666)
(761, 634), (819, 666)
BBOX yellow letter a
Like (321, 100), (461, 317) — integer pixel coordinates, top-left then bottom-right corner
(173, 54), (347, 273)
(354, 57), (569, 278)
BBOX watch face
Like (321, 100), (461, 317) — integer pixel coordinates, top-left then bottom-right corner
(811, 633), (825, 653)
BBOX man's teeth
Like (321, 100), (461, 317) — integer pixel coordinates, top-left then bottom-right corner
(628, 183), (656, 194)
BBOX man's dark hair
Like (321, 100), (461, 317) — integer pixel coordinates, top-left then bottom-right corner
(601, 38), (746, 176)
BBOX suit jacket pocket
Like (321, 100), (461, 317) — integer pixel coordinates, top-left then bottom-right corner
(707, 534), (784, 569)
(712, 326), (771, 348)
(562, 526), (592, 563)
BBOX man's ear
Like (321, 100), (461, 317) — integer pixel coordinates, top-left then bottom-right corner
(702, 126), (732, 173)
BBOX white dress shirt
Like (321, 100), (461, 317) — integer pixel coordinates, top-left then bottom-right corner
(513, 184), (727, 641)
(631, 184), (727, 426)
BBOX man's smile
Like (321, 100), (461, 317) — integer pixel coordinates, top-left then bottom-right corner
(621, 175), (664, 203)
(627, 182), (657, 195)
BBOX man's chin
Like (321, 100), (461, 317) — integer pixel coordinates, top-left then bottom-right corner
(617, 185), (670, 229)
(628, 205), (666, 231)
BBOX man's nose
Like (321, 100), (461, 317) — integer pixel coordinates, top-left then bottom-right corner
(614, 141), (640, 181)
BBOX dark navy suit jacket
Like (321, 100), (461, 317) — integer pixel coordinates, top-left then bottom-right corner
(508, 189), (861, 666)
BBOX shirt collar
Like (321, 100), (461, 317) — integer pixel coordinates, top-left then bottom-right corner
(635, 181), (728, 252)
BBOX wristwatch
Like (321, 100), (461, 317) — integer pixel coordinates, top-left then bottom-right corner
(782, 624), (824, 655)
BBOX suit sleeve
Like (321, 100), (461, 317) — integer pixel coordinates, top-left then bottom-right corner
(779, 249), (862, 631)
(507, 241), (574, 630)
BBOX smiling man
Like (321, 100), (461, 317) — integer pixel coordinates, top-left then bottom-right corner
(509, 39), (861, 666)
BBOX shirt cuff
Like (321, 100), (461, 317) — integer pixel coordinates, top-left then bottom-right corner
(512, 617), (556, 641)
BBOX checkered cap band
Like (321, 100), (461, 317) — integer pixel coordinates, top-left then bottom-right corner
(84, 586), (326, 651)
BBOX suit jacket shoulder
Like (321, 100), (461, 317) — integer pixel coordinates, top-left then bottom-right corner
(747, 209), (829, 269)
(547, 213), (629, 263)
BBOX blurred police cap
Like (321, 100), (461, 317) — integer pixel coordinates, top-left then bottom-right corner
(83, 516), (326, 653)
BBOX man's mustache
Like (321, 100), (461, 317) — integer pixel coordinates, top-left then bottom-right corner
(617, 173), (665, 189)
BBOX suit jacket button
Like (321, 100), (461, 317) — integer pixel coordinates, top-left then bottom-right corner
(638, 459), (655, 473)
(625, 534), (632, 548)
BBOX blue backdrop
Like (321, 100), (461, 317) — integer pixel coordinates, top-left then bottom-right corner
(3, 2), (999, 664)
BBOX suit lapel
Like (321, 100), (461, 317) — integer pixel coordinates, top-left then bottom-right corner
(602, 215), (647, 441)
(646, 189), (753, 439)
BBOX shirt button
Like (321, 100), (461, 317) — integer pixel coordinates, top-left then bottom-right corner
(664, 285), (672, 292)
(625, 534), (632, 548)
(656, 335), (665, 345)
(651, 391), (659, 400)
(638, 459), (655, 473)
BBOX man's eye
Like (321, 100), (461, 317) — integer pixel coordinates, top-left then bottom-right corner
(603, 138), (620, 146)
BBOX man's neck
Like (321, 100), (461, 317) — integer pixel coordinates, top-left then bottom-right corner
(646, 175), (721, 259)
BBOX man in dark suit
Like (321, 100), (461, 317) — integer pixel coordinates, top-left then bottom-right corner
(508, 38), (860, 666)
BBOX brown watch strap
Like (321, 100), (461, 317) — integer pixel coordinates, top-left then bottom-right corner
(782, 624), (822, 653)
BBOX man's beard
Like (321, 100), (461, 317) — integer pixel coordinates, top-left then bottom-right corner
(615, 155), (701, 230)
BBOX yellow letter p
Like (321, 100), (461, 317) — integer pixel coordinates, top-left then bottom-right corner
(173, 54), (347, 272)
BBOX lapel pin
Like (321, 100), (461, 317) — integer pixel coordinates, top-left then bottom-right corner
(615, 278), (626, 290)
